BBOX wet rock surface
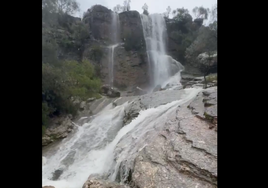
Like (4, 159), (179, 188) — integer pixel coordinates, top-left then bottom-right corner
(43, 81), (217, 188)
(42, 116), (74, 146)
(131, 87), (217, 188)
(181, 73), (217, 89)
(83, 177), (130, 188)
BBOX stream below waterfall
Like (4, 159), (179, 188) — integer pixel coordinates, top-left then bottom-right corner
(42, 87), (202, 188)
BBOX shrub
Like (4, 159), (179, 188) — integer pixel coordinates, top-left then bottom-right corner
(89, 45), (103, 63)
(42, 59), (101, 119)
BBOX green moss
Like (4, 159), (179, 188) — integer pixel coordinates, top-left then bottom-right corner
(206, 74), (217, 82)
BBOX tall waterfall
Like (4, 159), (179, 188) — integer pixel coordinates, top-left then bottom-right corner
(140, 14), (184, 90)
(108, 12), (120, 87)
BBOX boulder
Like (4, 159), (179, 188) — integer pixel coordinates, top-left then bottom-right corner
(52, 169), (64, 180)
(101, 85), (121, 98)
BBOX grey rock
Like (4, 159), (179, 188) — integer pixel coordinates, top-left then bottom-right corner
(101, 85), (121, 98)
(42, 136), (53, 146)
(42, 116), (74, 147)
(80, 101), (87, 110)
(51, 168), (64, 180)
(82, 177), (130, 188)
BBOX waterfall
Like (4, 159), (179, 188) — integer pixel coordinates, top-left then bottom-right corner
(108, 44), (119, 86)
(140, 14), (184, 90)
(108, 12), (120, 87)
(42, 11), (204, 188)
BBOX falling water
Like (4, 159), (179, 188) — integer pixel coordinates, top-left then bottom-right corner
(108, 12), (120, 87)
(108, 44), (119, 86)
(140, 14), (184, 90)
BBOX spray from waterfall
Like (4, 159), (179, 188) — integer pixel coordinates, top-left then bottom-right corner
(140, 14), (184, 90)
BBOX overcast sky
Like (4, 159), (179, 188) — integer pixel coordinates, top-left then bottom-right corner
(76, 0), (217, 20)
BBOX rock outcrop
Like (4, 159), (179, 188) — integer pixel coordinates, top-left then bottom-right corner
(119, 11), (145, 52)
(81, 7), (149, 92)
(42, 115), (74, 146)
(131, 87), (217, 188)
(83, 5), (113, 41)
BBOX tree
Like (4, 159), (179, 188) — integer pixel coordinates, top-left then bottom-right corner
(142, 3), (149, 15)
(113, 4), (123, 13)
(42, 0), (80, 15)
(164, 6), (171, 18)
(192, 6), (210, 20)
(56, 0), (80, 15)
(209, 4), (217, 35)
(42, 0), (57, 12)
(42, 0), (58, 25)
(185, 26), (217, 88)
(172, 8), (192, 23)
(210, 4), (217, 22)
(123, 0), (131, 11)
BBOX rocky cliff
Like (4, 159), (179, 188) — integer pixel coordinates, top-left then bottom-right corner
(82, 5), (149, 92)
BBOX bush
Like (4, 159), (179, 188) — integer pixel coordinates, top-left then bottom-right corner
(42, 38), (59, 65)
(42, 59), (101, 120)
(185, 26), (217, 65)
(42, 102), (50, 126)
(89, 45), (103, 63)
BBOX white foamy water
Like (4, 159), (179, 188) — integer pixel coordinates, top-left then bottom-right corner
(107, 12), (120, 87)
(42, 88), (201, 188)
(140, 14), (184, 90)
(108, 44), (119, 86)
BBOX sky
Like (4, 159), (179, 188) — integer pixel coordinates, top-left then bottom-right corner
(76, 0), (217, 23)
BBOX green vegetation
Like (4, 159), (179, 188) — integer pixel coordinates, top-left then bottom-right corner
(206, 74), (217, 82)
(42, 0), (101, 135)
(88, 45), (103, 63)
(42, 59), (101, 127)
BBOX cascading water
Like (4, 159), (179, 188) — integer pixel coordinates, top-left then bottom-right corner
(140, 14), (184, 90)
(108, 12), (120, 87)
(42, 88), (202, 188)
